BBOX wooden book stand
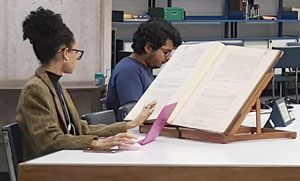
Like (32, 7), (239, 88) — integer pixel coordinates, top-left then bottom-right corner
(140, 52), (297, 143)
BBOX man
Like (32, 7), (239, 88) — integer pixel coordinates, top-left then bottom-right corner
(106, 18), (182, 120)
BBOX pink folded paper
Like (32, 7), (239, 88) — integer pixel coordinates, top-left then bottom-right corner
(138, 102), (177, 145)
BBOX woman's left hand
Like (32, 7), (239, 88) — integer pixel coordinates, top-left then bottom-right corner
(126, 100), (157, 129)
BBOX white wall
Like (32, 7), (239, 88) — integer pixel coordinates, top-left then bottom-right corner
(0, 0), (111, 83)
(0, 0), (112, 172)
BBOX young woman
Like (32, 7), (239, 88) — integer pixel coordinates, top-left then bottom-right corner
(17, 7), (156, 160)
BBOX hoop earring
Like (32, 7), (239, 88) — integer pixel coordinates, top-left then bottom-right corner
(64, 57), (69, 63)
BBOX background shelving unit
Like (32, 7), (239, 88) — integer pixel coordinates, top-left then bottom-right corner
(112, 0), (300, 68)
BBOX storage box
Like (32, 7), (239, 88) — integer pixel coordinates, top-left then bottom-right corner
(149, 7), (185, 21)
(112, 10), (124, 22)
(281, 10), (298, 20)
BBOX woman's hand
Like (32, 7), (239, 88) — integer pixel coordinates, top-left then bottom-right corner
(126, 100), (157, 129)
(90, 100), (157, 150)
(90, 132), (138, 150)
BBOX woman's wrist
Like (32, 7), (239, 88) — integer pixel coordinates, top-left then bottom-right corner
(90, 139), (102, 149)
(126, 121), (137, 130)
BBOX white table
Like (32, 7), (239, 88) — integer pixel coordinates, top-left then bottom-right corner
(19, 105), (300, 181)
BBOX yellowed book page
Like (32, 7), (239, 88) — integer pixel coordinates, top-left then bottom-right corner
(171, 46), (280, 133)
(167, 42), (226, 124)
(125, 42), (225, 121)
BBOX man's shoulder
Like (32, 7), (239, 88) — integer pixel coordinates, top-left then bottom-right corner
(115, 57), (143, 73)
(118, 57), (141, 66)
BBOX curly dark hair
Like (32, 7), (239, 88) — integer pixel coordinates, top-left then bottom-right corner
(23, 7), (75, 65)
(131, 17), (182, 54)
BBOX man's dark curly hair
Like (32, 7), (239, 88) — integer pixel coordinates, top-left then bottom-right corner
(131, 17), (182, 54)
(23, 7), (75, 65)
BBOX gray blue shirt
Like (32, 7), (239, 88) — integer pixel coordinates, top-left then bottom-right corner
(106, 57), (154, 119)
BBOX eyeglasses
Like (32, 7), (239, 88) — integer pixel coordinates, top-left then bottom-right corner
(160, 48), (173, 58)
(57, 48), (84, 61)
(71, 48), (84, 60)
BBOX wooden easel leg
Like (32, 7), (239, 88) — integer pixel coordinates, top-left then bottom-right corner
(255, 98), (262, 134)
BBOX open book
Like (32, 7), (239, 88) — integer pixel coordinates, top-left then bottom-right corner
(125, 42), (281, 133)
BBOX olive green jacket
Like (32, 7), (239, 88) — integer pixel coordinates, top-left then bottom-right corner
(17, 67), (127, 160)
